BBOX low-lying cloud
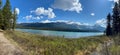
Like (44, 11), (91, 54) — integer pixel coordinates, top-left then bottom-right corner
(96, 18), (106, 27)
(41, 20), (90, 26)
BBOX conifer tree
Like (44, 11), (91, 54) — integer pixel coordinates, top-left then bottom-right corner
(0, 0), (2, 8)
(118, 0), (120, 34)
(0, 0), (16, 30)
(12, 8), (17, 30)
(106, 1), (120, 36)
(2, 0), (12, 30)
(112, 2), (120, 35)
(106, 13), (112, 36)
(0, 0), (3, 29)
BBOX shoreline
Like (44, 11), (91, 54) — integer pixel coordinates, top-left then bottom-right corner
(16, 28), (104, 32)
(15, 28), (104, 38)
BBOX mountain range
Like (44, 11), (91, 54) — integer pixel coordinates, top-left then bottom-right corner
(17, 22), (105, 32)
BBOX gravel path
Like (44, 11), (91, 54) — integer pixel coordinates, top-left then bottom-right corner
(0, 32), (24, 55)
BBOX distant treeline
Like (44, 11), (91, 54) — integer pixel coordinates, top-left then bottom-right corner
(0, 0), (17, 30)
(106, 1), (120, 36)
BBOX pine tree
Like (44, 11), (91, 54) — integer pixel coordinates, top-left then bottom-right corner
(12, 8), (17, 30)
(0, 0), (2, 8)
(119, 0), (120, 7)
(107, 1), (120, 36)
(0, 0), (16, 30)
(2, 0), (12, 30)
(0, 0), (3, 29)
(118, 0), (120, 34)
(112, 2), (119, 35)
(106, 13), (112, 36)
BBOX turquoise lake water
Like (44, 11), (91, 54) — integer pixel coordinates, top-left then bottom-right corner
(16, 29), (104, 38)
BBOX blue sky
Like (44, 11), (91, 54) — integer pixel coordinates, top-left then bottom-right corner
(2, 0), (117, 26)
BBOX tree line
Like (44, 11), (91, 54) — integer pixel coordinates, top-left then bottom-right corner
(0, 0), (17, 30)
(106, 0), (120, 36)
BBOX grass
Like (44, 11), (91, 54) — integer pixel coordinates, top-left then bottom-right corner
(109, 36), (120, 55)
(4, 30), (119, 55)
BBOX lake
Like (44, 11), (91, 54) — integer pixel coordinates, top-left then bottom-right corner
(16, 29), (104, 38)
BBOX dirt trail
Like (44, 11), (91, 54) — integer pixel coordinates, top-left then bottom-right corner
(0, 32), (24, 55)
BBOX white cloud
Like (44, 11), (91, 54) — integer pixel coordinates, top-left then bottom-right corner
(41, 20), (54, 23)
(23, 15), (42, 20)
(91, 13), (95, 16)
(109, 0), (118, 2)
(41, 20), (90, 26)
(23, 15), (32, 20)
(52, 0), (82, 13)
(15, 8), (20, 15)
(31, 7), (56, 18)
(35, 16), (41, 19)
(96, 18), (106, 27)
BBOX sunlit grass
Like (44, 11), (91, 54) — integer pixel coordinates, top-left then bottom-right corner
(4, 30), (119, 55)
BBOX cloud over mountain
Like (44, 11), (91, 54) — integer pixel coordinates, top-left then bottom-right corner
(96, 18), (106, 27)
(41, 20), (90, 26)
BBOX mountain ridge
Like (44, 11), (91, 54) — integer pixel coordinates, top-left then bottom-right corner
(17, 22), (105, 32)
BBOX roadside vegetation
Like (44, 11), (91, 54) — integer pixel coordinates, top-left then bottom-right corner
(4, 30), (120, 55)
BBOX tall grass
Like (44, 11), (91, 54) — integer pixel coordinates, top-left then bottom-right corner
(4, 30), (119, 55)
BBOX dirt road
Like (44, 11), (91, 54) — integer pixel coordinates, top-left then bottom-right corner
(0, 32), (24, 55)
